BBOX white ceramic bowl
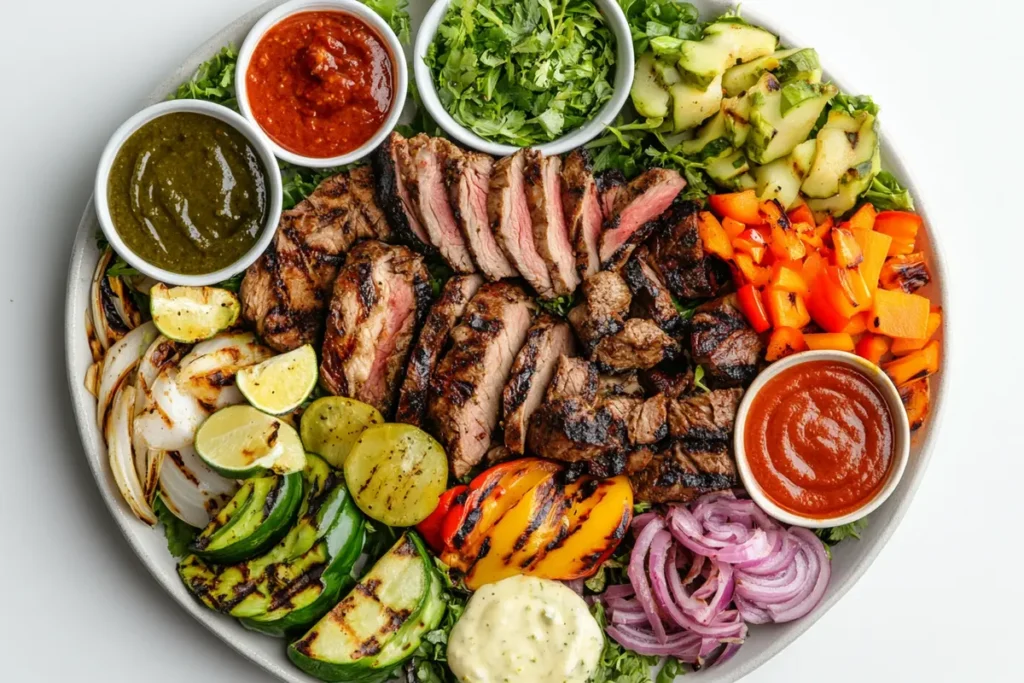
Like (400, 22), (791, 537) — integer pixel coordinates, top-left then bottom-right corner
(733, 350), (911, 529)
(94, 99), (283, 287)
(414, 0), (635, 156)
(235, 0), (408, 168)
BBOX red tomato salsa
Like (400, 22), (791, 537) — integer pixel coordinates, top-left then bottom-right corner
(246, 11), (394, 158)
(744, 360), (894, 519)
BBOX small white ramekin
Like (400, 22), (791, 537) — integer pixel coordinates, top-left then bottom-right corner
(235, 0), (408, 168)
(94, 99), (283, 287)
(414, 0), (635, 157)
(733, 350), (911, 529)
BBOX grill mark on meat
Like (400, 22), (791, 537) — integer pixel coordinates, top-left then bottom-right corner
(600, 168), (686, 270)
(641, 199), (725, 300)
(592, 318), (680, 373)
(445, 150), (516, 280)
(524, 151), (580, 295)
(562, 148), (603, 279)
(690, 295), (764, 388)
(624, 249), (683, 334)
(568, 270), (632, 353)
(596, 170), (626, 218)
(370, 132), (434, 253)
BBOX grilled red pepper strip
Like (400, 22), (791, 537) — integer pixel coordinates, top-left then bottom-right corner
(418, 485), (467, 553)
(438, 486), (471, 553)
(737, 283), (771, 333)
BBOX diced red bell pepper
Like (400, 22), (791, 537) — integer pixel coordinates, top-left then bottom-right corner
(733, 228), (768, 264)
(737, 283), (771, 333)
(787, 204), (816, 228)
(732, 253), (771, 287)
(855, 333), (891, 365)
(874, 211), (923, 256)
(807, 271), (853, 333)
(436, 485), (470, 553)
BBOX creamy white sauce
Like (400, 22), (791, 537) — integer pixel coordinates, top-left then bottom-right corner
(447, 575), (603, 683)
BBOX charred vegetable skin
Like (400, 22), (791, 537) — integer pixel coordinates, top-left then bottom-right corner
(421, 459), (633, 590)
(177, 454), (365, 637)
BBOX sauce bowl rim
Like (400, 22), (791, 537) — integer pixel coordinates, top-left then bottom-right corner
(732, 349), (912, 529)
(234, 0), (409, 169)
(93, 99), (284, 287)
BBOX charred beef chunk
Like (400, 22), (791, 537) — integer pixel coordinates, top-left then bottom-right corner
(401, 136), (476, 273)
(567, 271), (632, 352)
(642, 199), (727, 300)
(524, 151), (580, 296)
(666, 388), (742, 442)
(624, 249), (684, 334)
(445, 150), (516, 281)
(320, 241), (431, 415)
(639, 366), (695, 398)
(370, 132), (434, 254)
(561, 149), (603, 280)
(489, 150), (555, 298)
(427, 282), (537, 477)
(545, 355), (599, 403)
(596, 169), (626, 217)
(591, 319), (680, 373)
(599, 169), (686, 270)
(395, 274), (484, 427)
(241, 167), (391, 352)
(628, 393), (669, 445)
(502, 314), (576, 454)
(690, 295), (764, 387)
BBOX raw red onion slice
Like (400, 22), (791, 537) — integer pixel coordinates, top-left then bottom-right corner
(629, 516), (668, 642)
(765, 528), (831, 622)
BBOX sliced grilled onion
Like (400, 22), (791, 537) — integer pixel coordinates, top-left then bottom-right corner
(132, 335), (187, 501)
(135, 366), (210, 452)
(176, 332), (273, 409)
(105, 384), (156, 525)
(96, 322), (157, 429)
(157, 445), (237, 527)
(90, 248), (142, 350)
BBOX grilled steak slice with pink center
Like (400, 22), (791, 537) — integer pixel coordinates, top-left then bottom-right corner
(395, 274), (484, 427)
(642, 199), (726, 299)
(241, 167), (391, 352)
(489, 151), (555, 298)
(445, 150), (516, 281)
(567, 271), (632, 352)
(562, 149), (603, 280)
(524, 150), (580, 296)
(690, 295), (764, 388)
(320, 241), (431, 415)
(502, 314), (576, 455)
(403, 136), (476, 273)
(426, 282), (536, 477)
(597, 170), (626, 218)
(370, 132), (434, 253)
(591, 318), (679, 372)
(599, 169), (686, 269)
(624, 248), (684, 333)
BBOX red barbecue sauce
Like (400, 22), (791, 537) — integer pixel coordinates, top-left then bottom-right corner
(744, 360), (894, 519)
(246, 11), (394, 158)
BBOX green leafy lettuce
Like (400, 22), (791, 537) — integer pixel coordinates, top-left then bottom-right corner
(815, 517), (868, 546)
(590, 601), (663, 683)
(153, 496), (200, 558)
(426, 0), (616, 146)
(362, 0), (412, 44)
(864, 171), (915, 211)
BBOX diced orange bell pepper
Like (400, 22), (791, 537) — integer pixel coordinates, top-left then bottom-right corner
(787, 204), (816, 228)
(733, 253), (772, 287)
(769, 263), (809, 295)
(845, 269), (874, 313)
(844, 312), (870, 334)
(899, 378), (931, 431)
(891, 309), (942, 356)
(801, 250), (826, 285)
(848, 203), (877, 231)
(882, 340), (940, 387)
(733, 228), (768, 263)
(804, 332), (856, 352)
(869, 289), (930, 339)
(766, 327), (807, 361)
(761, 199), (807, 261)
(807, 272), (853, 333)
(814, 215), (834, 241)
(823, 266), (866, 317)
(764, 288), (811, 329)
(722, 216), (746, 240)
(874, 211), (922, 256)
(698, 211), (735, 260)
(832, 227), (864, 268)
(709, 190), (762, 225)
(855, 333), (891, 365)
(879, 252), (931, 293)
(851, 229), (892, 295)
(736, 283), (771, 333)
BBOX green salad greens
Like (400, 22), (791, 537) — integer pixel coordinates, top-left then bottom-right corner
(426, 0), (617, 145)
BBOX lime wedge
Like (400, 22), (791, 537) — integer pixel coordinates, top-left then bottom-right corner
(300, 397), (384, 468)
(237, 345), (318, 415)
(195, 405), (306, 478)
(150, 283), (240, 343)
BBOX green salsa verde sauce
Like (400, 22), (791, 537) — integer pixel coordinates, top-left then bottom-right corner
(107, 112), (269, 275)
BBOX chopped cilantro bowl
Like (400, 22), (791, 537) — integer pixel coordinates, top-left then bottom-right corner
(420, 0), (630, 149)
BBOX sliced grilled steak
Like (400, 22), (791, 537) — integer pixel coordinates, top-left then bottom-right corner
(427, 282), (537, 477)
(524, 151), (580, 295)
(666, 388), (742, 442)
(489, 151), (555, 298)
(546, 355), (599, 403)
(395, 274), (484, 427)
(597, 170), (626, 217)
(502, 314), (576, 454)
(320, 241), (431, 415)
(591, 318), (679, 372)
(629, 394), (669, 445)
(600, 169), (686, 270)
(445, 150), (516, 280)
(562, 149), (602, 279)
(639, 367), (695, 398)
(241, 167), (391, 351)
(691, 295), (764, 388)
(642, 199), (724, 299)
(624, 250), (684, 333)
(370, 132), (434, 253)
(631, 441), (737, 503)
(567, 271), (632, 352)
(401, 136), (476, 273)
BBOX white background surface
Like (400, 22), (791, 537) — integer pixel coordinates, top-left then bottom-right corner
(0, 0), (1016, 681)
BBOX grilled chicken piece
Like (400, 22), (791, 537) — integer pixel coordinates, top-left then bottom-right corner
(561, 149), (602, 280)
(489, 151), (555, 298)
(591, 319), (679, 373)
(400, 136), (476, 273)
(502, 315), (576, 455)
(642, 200), (725, 299)
(691, 295), (764, 388)
(597, 170), (626, 217)
(320, 241), (431, 415)
(600, 169), (686, 270)
(371, 132), (434, 253)
(395, 274), (484, 427)
(524, 151), (580, 296)
(240, 167), (391, 351)
(427, 282), (537, 477)
(567, 271), (632, 352)
(445, 151), (516, 280)
(624, 250), (684, 334)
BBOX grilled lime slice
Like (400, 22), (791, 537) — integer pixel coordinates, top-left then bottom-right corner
(237, 345), (318, 415)
(195, 405), (306, 478)
(150, 283), (240, 343)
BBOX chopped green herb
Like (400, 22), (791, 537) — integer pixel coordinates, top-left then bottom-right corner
(656, 658), (688, 683)
(361, 0), (412, 44)
(693, 364), (710, 393)
(171, 45), (239, 109)
(815, 517), (869, 546)
(216, 273), (244, 292)
(829, 93), (880, 117)
(536, 293), (578, 318)
(618, 0), (701, 54)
